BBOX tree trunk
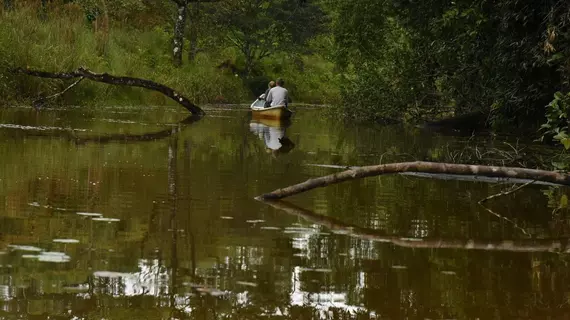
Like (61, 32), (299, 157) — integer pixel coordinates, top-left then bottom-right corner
(256, 161), (570, 200)
(13, 67), (205, 116)
(173, 1), (187, 67)
(187, 1), (199, 62)
(39, 0), (47, 20)
(262, 200), (570, 253)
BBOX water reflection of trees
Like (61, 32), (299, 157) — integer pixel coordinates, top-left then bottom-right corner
(2, 109), (570, 318)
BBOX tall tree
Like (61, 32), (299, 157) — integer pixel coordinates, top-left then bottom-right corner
(171, 0), (188, 67)
(187, 1), (200, 62)
(212, 0), (326, 76)
(171, 0), (217, 66)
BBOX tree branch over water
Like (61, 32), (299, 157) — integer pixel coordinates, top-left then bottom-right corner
(260, 200), (570, 253)
(256, 161), (570, 200)
(13, 67), (205, 116)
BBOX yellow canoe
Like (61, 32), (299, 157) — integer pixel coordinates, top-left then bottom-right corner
(250, 99), (293, 120)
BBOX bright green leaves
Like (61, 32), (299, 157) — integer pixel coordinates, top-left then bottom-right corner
(540, 91), (570, 149)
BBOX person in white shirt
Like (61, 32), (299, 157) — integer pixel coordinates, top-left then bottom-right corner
(265, 78), (290, 108)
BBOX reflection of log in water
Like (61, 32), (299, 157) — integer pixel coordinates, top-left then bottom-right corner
(261, 200), (570, 253)
(257, 161), (570, 200)
(74, 117), (198, 144)
(0, 114), (201, 145)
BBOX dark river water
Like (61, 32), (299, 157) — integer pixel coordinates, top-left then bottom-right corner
(0, 105), (569, 319)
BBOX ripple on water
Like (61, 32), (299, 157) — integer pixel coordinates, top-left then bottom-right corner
(53, 239), (80, 244)
(8, 245), (43, 252)
(38, 252), (71, 263)
(76, 212), (103, 217)
(92, 217), (120, 222)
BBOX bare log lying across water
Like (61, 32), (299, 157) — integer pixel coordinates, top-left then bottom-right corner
(13, 67), (205, 116)
(262, 200), (570, 253)
(257, 161), (570, 200)
(306, 163), (560, 186)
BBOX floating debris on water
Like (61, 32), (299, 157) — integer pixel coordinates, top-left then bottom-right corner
(92, 217), (120, 222)
(21, 255), (39, 259)
(53, 239), (80, 244)
(236, 281), (258, 287)
(28, 202), (41, 207)
(8, 245), (43, 252)
(441, 271), (457, 275)
(76, 212), (103, 217)
(220, 216), (234, 220)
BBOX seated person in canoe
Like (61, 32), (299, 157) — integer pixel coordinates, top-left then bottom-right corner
(264, 78), (290, 108)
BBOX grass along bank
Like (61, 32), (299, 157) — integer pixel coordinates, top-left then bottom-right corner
(0, 4), (339, 108)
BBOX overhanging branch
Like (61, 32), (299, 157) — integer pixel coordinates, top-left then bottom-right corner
(13, 67), (205, 116)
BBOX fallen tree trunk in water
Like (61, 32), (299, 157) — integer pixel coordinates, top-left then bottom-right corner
(13, 67), (205, 116)
(306, 163), (561, 186)
(262, 200), (570, 253)
(256, 161), (570, 200)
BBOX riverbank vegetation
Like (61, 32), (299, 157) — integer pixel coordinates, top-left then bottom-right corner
(0, 1), (338, 106)
(2, 1), (570, 137)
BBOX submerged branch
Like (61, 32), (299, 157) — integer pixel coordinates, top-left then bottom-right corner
(13, 67), (205, 116)
(478, 204), (530, 236)
(261, 200), (569, 253)
(33, 77), (84, 109)
(478, 180), (536, 203)
(256, 161), (570, 200)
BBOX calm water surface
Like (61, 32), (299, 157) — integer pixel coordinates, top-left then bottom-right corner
(0, 105), (569, 319)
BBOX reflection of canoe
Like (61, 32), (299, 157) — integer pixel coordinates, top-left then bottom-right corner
(250, 99), (293, 120)
(249, 119), (295, 155)
(251, 117), (291, 128)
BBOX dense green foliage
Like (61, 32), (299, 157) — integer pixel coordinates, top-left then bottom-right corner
(331, 0), (570, 127)
(0, 1), (338, 106)
(3, 0), (570, 133)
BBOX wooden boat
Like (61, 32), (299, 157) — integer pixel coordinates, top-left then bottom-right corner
(250, 98), (293, 120)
